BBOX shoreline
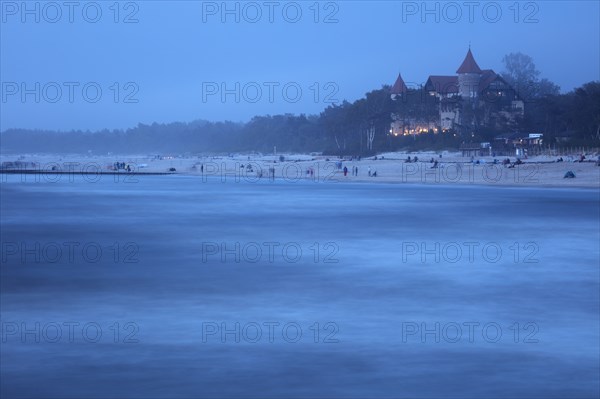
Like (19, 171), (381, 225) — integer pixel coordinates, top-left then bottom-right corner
(2, 168), (599, 191)
(171, 172), (600, 190)
(0, 170), (173, 176)
(2, 152), (599, 190)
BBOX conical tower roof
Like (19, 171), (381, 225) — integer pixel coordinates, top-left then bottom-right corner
(456, 49), (482, 74)
(391, 73), (408, 94)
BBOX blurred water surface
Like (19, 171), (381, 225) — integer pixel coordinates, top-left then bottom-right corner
(1, 175), (599, 398)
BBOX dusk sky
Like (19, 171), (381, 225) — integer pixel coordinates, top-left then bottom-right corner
(1, 0), (599, 131)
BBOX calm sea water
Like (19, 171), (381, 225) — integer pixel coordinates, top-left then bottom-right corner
(1, 175), (599, 398)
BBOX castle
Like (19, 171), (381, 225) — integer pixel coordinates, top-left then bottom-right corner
(390, 48), (524, 135)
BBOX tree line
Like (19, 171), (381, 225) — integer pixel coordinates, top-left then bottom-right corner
(2, 53), (598, 155)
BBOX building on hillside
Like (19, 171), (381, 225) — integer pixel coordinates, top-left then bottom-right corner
(389, 73), (438, 136)
(391, 48), (525, 134)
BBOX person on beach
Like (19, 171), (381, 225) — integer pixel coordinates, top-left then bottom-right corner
(343, 166), (348, 176)
(368, 167), (372, 177)
(355, 166), (359, 176)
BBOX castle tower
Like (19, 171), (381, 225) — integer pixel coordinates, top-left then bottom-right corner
(390, 73), (408, 100)
(456, 48), (482, 99)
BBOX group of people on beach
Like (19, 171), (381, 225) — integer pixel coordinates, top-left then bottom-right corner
(189, 151), (600, 183)
(499, 158), (523, 168)
(555, 155), (600, 165)
(342, 166), (360, 176)
(113, 162), (131, 172)
(340, 164), (377, 177)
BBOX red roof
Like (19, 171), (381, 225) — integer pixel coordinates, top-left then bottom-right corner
(391, 73), (408, 94)
(478, 69), (498, 92)
(477, 70), (518, 97)
(456, 49), (482, 74)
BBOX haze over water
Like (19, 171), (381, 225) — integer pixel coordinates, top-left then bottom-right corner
(1, 175), (598, 398)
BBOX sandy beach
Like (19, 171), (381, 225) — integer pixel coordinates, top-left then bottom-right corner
(1, 151), (599, 189)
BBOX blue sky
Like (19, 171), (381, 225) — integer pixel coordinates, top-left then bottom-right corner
(1, 0), (599, 131)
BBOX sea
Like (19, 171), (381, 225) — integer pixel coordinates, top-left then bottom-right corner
(1, 174), (599, 398)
